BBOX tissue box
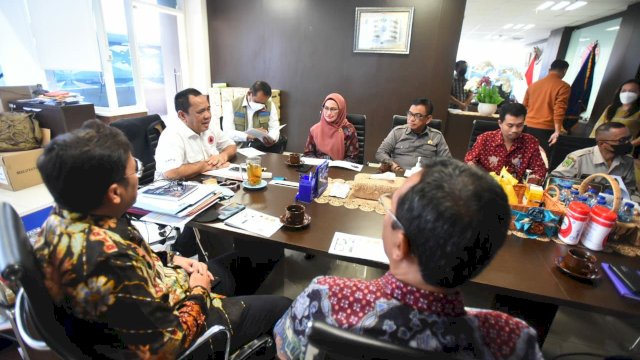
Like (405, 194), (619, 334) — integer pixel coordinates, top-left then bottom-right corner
(351, 173), (406, 201)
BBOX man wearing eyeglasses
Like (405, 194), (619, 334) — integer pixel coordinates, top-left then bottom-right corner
(274, 158), (542, 359)
(551, 122), (638, 195)
(375, 98), (451, 172)
(34, 120), (291, 358)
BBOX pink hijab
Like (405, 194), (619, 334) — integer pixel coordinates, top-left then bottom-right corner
(310, 93), (348, 160)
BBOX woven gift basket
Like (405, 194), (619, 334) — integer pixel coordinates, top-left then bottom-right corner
(511, 184), (565, 216)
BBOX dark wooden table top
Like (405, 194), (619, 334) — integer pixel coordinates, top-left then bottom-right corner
(191, 153), (640, 319)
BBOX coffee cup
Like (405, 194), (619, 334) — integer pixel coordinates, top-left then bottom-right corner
(288, 153), (301, 165)
(561, 248), (597, 275)
(284, 204), (305, 225)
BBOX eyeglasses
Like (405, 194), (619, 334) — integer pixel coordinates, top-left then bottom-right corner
(124, 158), (144, 178)
(406, 111), (428, 120)
(378, 193), (405, 231)
(600, 136), (632, 145)
(322, 106), (340, 113)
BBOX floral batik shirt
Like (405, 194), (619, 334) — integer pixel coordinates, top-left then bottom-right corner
(465, 129), (547, 182)
(33, 208), (229, 359)
(274, 273), (543, 360)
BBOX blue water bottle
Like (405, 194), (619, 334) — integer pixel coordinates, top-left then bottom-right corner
(618, 202), (635, 223)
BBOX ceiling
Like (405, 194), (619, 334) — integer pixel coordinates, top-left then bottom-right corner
(461, 0), (639, 44)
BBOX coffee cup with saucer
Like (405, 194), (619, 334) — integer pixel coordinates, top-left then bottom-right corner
(555, 248), (601, 281)
(280, 204), (311, 229)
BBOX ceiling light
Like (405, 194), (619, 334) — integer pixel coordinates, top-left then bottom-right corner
(606, 26), (620, 31)
(579, 37), (590, 42)
(551, 1), (571, 10)
(523, 24), (536, 30)
(513, 24), (526, 29)
(503, 23), (514, 29)
(536, 1), (555, 11)
(565, 1), (587, 11)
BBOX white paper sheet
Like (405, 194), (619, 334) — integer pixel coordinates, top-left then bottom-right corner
(298, 157), (363, 171)
(328, 232), (388, 264)
(223, 208), (283, 238)
(204, 164), (244, 180)
(369, 172), (396, 180)
(237, 147), (265, 157)
(140, 212), (196, 230)
(270, 179), (299, 188)
(329, 183), (350, 198)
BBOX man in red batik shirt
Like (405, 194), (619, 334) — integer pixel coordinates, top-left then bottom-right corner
(465, 103), (548, 183)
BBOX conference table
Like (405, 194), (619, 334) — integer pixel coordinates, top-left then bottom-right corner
(190, 153), (640, 323)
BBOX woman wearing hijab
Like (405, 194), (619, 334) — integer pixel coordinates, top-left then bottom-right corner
(304, 93), (359, 162)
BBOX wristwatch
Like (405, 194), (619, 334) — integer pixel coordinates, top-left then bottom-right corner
(167, 250), (181, 267)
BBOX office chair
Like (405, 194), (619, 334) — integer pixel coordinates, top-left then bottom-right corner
(304, 320), (454, 360)
(0, 202), (270, 360)
(467, 119), (500, 150)
(346, 114), (366, 164)
(391, 115), (442, 131)
(548, 135), (596, 171)
(111, 115), (166, 185)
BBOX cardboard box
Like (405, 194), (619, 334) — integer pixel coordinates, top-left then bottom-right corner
(0, 128), (50, 191)
(0, 148), (45, 191)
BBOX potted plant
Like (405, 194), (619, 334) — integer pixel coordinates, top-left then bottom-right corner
(476, 83), (504, 115)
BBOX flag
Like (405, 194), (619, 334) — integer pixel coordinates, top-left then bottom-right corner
(565, 42), (598, 130)
(525, 56), (535, 86)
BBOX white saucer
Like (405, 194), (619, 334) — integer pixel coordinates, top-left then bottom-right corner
(242, 180), (267, 190)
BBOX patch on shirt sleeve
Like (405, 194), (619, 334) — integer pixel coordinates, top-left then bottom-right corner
(208, 135), (215, 145)
(561, 156), (576, 168)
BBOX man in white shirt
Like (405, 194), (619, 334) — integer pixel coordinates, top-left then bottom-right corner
(222, 81), (284, 153)
(156, 88), (237, 180)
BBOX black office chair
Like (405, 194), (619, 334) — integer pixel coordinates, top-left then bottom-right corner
(346, 114), (366, 164)
(548, 135), (596, 171)
(305, 320), (454, 360)
(391, 115), (442, 131)
(467, 119), (500, 150)
(111, 115), (166, 185)
(0, 202), (269, 360)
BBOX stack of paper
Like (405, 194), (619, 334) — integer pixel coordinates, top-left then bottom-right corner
(134, 182), (221, 217)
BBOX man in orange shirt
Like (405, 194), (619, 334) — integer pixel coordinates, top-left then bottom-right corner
(523, 59), (570, 154)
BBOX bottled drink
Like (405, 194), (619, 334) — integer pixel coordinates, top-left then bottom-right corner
(601, 189), (614, 208)
(559, 184), (573, 206)
(618, 202), (635, 223)
(577, 195), (589, 204)
(595, 195), (608, 209)
(584, 188), (598, 207)
(570, 189), (580, 202)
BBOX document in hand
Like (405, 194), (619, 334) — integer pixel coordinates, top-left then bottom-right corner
(246, 124), (286, 143)
(223, 208), (283, 238)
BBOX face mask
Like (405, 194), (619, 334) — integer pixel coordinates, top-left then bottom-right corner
(620, 91), (638, 105)
(611, 142), (633, 156)
(249, 101), (265, 110)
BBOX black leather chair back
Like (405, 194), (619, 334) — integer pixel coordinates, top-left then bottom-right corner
(111, 115), (166, 185)
(0, 202), (90, 359)
(305, 320), (453, 360)
(467, 119), (500, 150)
(548, 135), (596, 171)
(391, 115), (442, 132)
(346, 114), (366, 164)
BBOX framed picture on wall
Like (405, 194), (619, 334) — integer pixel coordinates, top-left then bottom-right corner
(353, 7), (414, 54)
